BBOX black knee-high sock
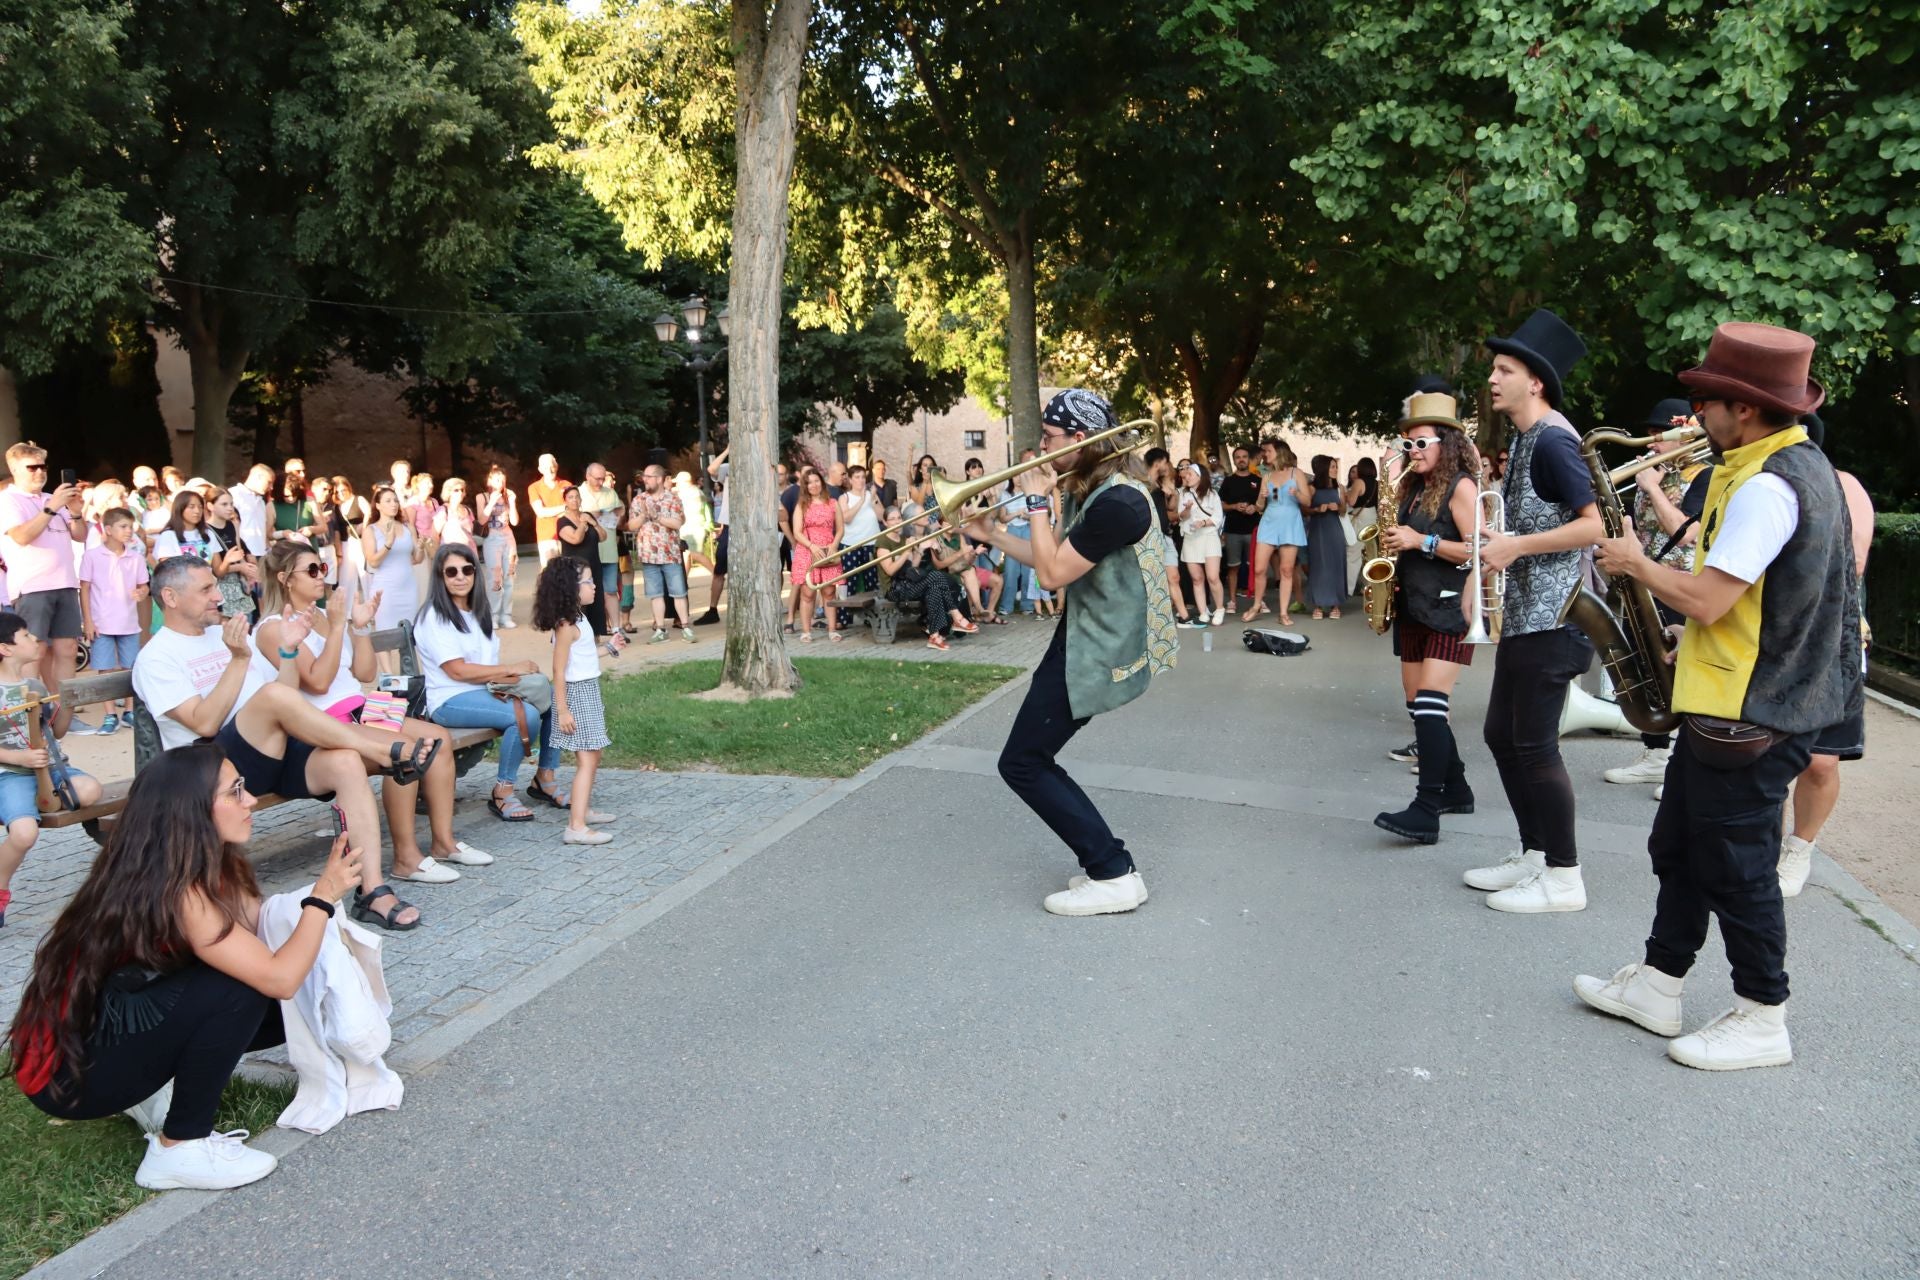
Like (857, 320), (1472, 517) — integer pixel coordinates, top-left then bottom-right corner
(1413, 688), (1454, 804)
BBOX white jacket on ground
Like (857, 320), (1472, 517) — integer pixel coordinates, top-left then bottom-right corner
(256, 890), (405, 1134)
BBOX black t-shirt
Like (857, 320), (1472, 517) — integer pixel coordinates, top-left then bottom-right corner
(555, 514), (599, 564)
(1527, 424), (1598, 511)
(1066, 487), (1153, 564)
(1218, 472), (1261, 536)
(1680, 467), (1711, 520)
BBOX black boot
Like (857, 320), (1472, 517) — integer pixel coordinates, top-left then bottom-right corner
(1435, 724), (1474, 815)
(1374, 795), (1440, 844)
(1376, 689), (1460, 843)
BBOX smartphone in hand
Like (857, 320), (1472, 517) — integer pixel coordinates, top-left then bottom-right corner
(330, 801), (348, 836)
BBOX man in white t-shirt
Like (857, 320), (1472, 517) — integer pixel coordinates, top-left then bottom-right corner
(231, 464), (275, 557)
(134, 557), (435, 927)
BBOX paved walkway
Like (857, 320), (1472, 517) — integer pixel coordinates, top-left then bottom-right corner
(22, 604), (1920, 1278)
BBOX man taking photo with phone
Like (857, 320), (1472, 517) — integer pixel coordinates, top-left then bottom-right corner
(0, 443), (89, 703)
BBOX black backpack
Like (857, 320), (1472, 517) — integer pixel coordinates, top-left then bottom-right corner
(1241, 627), (1309, 657)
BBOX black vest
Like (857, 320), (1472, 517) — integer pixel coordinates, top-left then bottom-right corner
(1395, 475), (1470, 636)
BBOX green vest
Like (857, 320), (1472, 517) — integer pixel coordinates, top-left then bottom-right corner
(1060, 474), (1179, 718)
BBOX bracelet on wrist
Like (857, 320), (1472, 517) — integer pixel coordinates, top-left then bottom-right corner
(300, 895), (336, 917)
(278, 646), (301, 660)
(351, 624), (373, 637)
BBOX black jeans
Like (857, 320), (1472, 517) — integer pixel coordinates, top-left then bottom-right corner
(1644, 726), (1814, 1005)
(998, 638), (1134, 881)
(29, 963), (285, 1141)
(1484, 627), (1593, 867)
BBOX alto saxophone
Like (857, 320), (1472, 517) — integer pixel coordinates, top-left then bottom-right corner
(1555, 424), (1706, 735)
(1360, 448), (1399, 635)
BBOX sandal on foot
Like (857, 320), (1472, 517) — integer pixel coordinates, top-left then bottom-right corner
(526, 778), (570, 810)
(384, 736), (444, 788)
(488, 789), (534, 822)
(351, 885), (420, 931)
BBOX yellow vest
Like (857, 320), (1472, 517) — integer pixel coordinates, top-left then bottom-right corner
(1670, 427), (1807, 719)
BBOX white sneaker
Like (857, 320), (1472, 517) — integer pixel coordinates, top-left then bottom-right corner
(1210, 608), (1225, 626)
(123, 1080), (174, 1134)
(1667, 999), (1792, 1071)
(134, 1129), (278, 1190)
(682, 628), (697, 643)
(1043, 871), (1148, 917)
(1653, 784), (1664, 801)
(1573, 963), (1683, 1036)
(1463, 848), (1545, 891)
(1487, 864), (1587, 913)
(1779, 835), (1814, 898)
(1603, 746), (1670, 785)
(1066, 873), (1151, 905)
(561, 827), (613, 845)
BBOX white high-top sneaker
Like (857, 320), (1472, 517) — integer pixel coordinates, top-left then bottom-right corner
(122, 1080), (174, 1135)
(1603, 746), (1671, 785)
(1779, 835), (1814, 898)
(1667, 998), (1792, 1071)
(1573, 963), (1684, 1036)
(1486, 864), (1587, 913)
(1066, 874), (1150, 904)
(1044, 871), (1148, 917)
(1463, 848), (1545, 892)
(134, 1129), (278, 1190)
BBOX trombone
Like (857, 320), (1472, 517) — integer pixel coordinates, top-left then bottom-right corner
(808, 416), (1152, 593)
(1463, 486), (1506, 645)
(807, 494), (1027, 593)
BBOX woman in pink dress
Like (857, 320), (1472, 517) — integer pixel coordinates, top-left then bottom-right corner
(789, 470), (845, 643)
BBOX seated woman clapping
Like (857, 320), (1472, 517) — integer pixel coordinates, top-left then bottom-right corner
(7, 745), (362, 1190)
(878, 504), (976, 652)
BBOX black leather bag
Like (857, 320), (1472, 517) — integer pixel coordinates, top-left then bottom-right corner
(1684, 715), (1782, 769)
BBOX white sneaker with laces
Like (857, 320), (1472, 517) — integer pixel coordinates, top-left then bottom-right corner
(1573, 963), (1683, 1036)
(1779, 835), (1814, 898)
(683, 628), (697, 643)
(134, 1129), (278, 1190)
(1463, 848), (1545, 891)
(1044, 871), (1148, 917)
(1066, 873), (1151, 904)
(1667, 998), (1792, 1071)
(1603, 746), (1671, 785)
(123, 1080), (174, 1134)
(1486, 864), (1586, 913)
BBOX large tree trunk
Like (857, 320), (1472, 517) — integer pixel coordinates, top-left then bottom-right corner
(718, 0), (810, 698)
(1003, 215), (1042, 455)
(178, 285), (246, 481)
(0, 365), (21, 449)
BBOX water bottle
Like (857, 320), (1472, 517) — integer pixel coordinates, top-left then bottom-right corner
(1202, 630), (1213, 653)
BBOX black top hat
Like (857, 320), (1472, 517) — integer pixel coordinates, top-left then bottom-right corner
(1641, 397), (1694, 430)
(1485, 309), (1587, 408)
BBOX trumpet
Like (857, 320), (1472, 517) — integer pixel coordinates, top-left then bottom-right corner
(808, 417), (1152, 593)
(1463, 485), (1506, 645)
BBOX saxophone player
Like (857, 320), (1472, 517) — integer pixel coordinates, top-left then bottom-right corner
(1465, 310), (1605, 913)
(1372, 392), (1480, 845)
(1580, 322), (1862, 1071)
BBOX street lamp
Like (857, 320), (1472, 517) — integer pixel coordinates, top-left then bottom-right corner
(653, 296), (730, 492)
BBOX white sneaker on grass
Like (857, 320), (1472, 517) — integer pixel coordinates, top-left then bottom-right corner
(1668, 999), (1792, 1071)
(1044, 871), (1148, 916)
(1603, 746), (1670, 785)
(1463, 848), (1544, 892)
(1573, 963), (1683, 1036)
(134, 1129), (277, 1190)
(1778, 835), (1814, 898)
(1486, 865), (1586, 913)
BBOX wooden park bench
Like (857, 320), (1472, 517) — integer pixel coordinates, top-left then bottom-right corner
(38, 622), (501, 847)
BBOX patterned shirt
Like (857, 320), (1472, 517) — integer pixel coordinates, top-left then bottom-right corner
(1632, 465), (1702, 572)
(629, 489), (685, 565)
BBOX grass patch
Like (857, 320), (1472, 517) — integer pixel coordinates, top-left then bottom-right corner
(1, 1076), (292, 1279)
(600, 658), (1020, 777)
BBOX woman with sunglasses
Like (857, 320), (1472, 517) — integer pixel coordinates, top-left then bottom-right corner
(255, 542), (489, 923)
(415, 544), (560, 823)
(9, 745), (361, 1190)
(1371, 393), (1480, 845)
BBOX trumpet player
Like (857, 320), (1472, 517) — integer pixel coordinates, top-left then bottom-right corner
(1372, 393), (1480, 845)
(1466, 309), (1604, 913)
(1582, 322), (1861, 1071)
(1600, 399), (1712, 787)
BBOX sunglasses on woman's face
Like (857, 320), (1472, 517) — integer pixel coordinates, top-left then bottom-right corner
(443, 564), (475, 579)
(295, 562), (326, 578)
(1399, 437), (1442, 453)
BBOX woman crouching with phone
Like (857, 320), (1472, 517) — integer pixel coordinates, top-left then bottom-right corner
(7, 746), (361, 1189)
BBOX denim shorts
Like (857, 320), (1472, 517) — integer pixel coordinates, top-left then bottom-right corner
(0, 767), (93, 826)
(640, 561), (688, 599)
(88, 632), (142, 670)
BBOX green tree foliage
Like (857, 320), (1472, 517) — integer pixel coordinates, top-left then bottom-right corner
(1291, 0), (1917, 427)
(0, 0), (152, 403)
(780, 303), (963, 448)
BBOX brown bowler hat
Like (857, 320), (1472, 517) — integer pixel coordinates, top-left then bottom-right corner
(1677, 322), (1825, 417)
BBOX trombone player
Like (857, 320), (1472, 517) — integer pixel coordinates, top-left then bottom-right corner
(1579, 322), (1862, 1071)
(962, 390), (1178, 917)
(1372, 391), (1481, 845)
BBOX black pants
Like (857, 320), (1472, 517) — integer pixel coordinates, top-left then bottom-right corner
(1645, 726), (1814, 1005)
(888, 566), (962, 637)
(1484, 628), (1593, 867)
(998, 639), (1133, 881)
(29, 963), (286, 1141)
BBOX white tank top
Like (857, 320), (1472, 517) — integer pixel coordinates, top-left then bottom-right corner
(555, 614), (601, 684)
